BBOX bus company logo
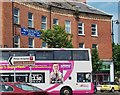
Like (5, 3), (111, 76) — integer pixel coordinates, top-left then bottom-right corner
(61, 64), (71, 68)
(80, 84), (88, 87)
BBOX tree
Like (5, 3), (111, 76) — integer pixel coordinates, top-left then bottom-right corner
(41, 25), (73, 48)
(92, 48), (102, 72)
(113, 44), (120, 73)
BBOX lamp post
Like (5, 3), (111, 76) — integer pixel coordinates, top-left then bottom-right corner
(110, 20), (120, 82)
(112, 20), (120, 44)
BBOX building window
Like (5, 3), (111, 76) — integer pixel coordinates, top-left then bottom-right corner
(28, 38), (34, 48)
(14, 8), (19, 24)
(53, 18), (58, 25)
(41, 16), (47, 30)
(91, 24), (97, 36)
(78, 22), (84, 35)
(92, 44), (97, 49)
(14, 36), (20, 48)
(65, 20), (71, 33)
(41, 42), (47, 48)
(28, 12), (34, 28)
(79, 43), (84, 48)
(4, 45), (8, 48)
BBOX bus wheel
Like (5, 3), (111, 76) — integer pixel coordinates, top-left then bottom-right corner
(60, 86), (72, 95)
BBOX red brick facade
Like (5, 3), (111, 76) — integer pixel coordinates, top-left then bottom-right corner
(0, 2), (112, 60)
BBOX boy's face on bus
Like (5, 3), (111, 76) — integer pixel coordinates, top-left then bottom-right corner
(53, 64), (59, 71)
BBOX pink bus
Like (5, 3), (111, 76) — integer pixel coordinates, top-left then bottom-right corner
(0, 48), (94, 95)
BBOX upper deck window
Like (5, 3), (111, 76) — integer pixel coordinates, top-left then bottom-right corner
(0, 51), (10, 61)
(54, 50), (72, 60)
(36, 51), (53, 60)
(10, 51), (28, 56)
(0, 50), (90, 61)
(73, 50), (89, 61)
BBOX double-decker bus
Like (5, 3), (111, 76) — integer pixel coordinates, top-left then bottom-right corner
(0, 48), (94, 95)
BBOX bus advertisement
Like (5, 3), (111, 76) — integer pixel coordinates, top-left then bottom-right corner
(0, 48), (94, 95)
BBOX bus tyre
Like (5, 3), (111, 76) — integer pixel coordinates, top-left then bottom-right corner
(60, 87), (72, 95)
(100, 90), (104, 92)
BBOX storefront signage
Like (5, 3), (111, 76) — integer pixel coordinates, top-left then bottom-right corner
(21, 27), (41, 38)
(8, 56), (35, 66)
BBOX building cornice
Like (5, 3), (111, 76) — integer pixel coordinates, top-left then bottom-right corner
(15, 2), (111, 22)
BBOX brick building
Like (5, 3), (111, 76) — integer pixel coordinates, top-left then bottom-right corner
(0, 1), (113, 82)
(1, 1), (112, 58)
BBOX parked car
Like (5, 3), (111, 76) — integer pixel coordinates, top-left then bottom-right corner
(100, 82), (120, 92)
(0, 82), (49, 95)
(96, 84), (102, 91)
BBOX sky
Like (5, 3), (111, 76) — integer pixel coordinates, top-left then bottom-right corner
(87, 0), (119, 44)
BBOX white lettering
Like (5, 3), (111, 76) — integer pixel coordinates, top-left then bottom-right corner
(61, 64), (71, 68)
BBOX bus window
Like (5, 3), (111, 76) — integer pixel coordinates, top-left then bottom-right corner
(1, 74), (14, 82)
(73, 50), (89, 61)
(0, 51), (10, 61)
(36, 51), (53, 60)
(28, 50), (35, 56)
(16, 73), (29, 82)
(10, 51), (28, 56)
(77, 73), (91, 82)
(54, 50), (72, 60)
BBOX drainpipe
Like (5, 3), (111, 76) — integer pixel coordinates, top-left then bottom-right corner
(49, 5), (52, 29)
(12, 1), (14, 48)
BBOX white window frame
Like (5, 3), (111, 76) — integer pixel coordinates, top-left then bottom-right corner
(28, 12), (34, 28)
(92, 44), (98, 49)
(91, 24), (98, 36)
(41, 16), (47, 30)
(14, 36), (20, 48)
(14, 8), (19, 24)
(79, 43), (85, 48)
(28, 38), (34, 48)
(78, 22), (84, 35)
(65, 20), (71, 34)
(53, 18), (59, 25)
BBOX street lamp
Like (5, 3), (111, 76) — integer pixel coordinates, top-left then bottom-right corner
(110, 20), (120, 82)
(112, 20), (120, 44)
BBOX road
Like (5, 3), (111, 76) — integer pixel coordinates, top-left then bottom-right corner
(94, 91), (120, 95)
